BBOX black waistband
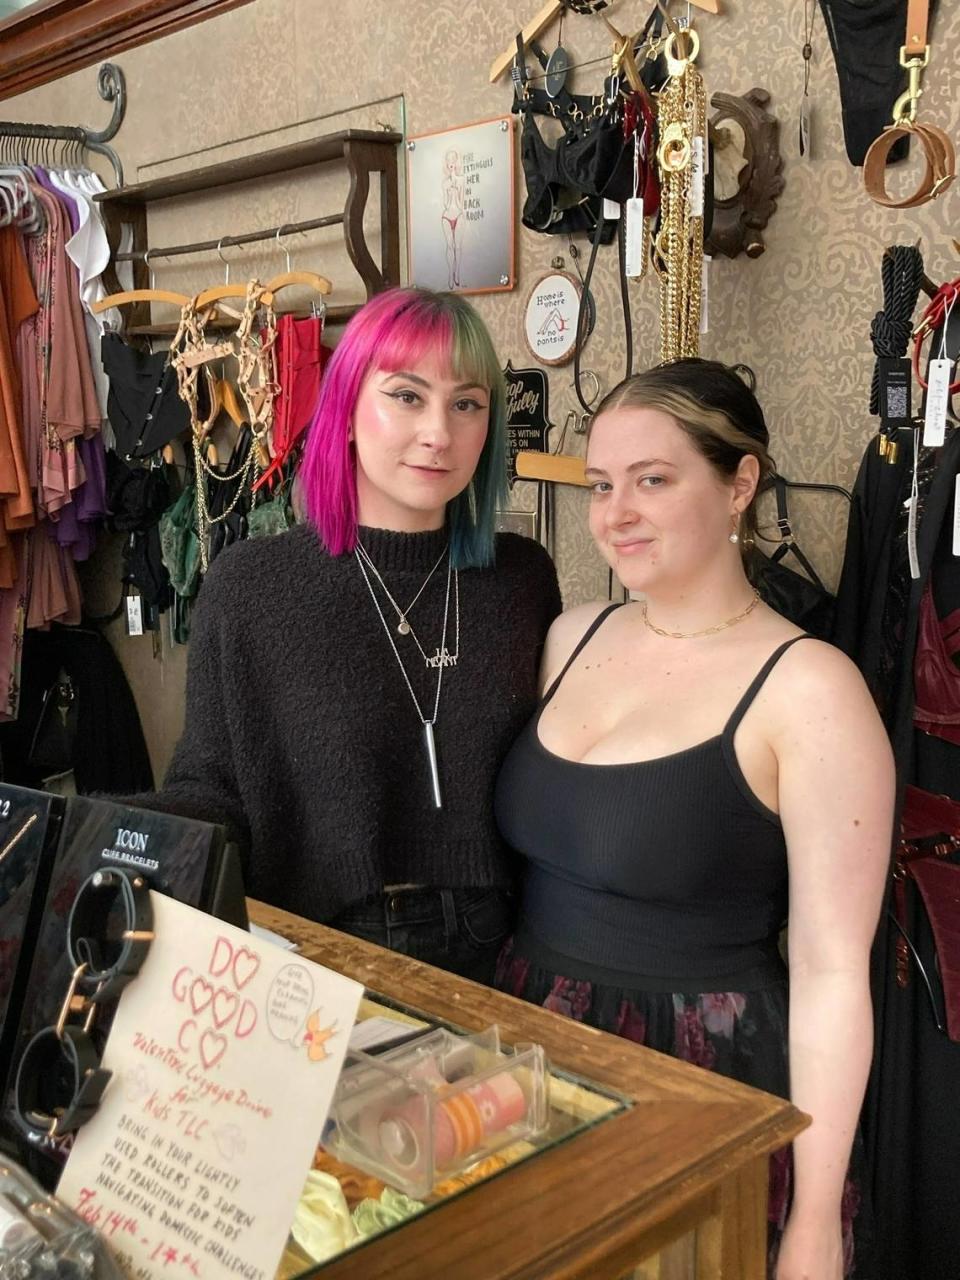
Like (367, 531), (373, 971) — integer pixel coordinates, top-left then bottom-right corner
(514, 925), (787, 994)
(518, 864), (787, 992)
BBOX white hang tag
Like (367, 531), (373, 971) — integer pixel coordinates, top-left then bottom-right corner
(690, 137), (705, 217)
(625, 197), (645, 278)
(953, 474), (960, 556)
(602, 198), (620, 221)
(906, 427), (921, 579)
(922, 358), (952, 447)
(700, 255), (711, 334)
(126, 594), (144, 636)
(799, 95), (812, 159)
(906, 495), (920, 579)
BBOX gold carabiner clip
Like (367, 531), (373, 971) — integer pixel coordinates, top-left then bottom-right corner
(892, 44), (930, 124)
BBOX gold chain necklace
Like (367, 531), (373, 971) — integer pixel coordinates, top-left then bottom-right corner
(641, 589), (762, 639)
(653, 27), (707, 362)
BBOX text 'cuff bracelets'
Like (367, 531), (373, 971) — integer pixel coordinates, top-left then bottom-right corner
(14, 869), (154, 1144)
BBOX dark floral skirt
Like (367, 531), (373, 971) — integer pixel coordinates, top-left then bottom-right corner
(495, 938), (869, 1279)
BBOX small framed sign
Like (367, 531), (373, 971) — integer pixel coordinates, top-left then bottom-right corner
(523, 271), (586, 367)
(406, 116), (516, 295)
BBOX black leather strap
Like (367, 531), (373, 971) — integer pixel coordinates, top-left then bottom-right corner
(768, 476), (828, 591)
(575, 212), (632, 412)
(67, 867), (153, 1003)
(14, 1026), (112, 1141)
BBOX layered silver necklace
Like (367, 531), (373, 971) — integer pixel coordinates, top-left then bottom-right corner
(355, 546), (459, 808)
(355, 538), (458, 669)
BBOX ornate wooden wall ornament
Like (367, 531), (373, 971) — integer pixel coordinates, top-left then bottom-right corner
(705, 88), (785, 260)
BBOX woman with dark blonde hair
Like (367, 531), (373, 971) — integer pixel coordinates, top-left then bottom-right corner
(494, 358), (893, 1279)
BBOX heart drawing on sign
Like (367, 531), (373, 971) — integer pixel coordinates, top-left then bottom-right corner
(212, 988), (238, 1029)
(200, 1029), (228, 1070)
(232, 947), (260, 991)
(190, 976), (215, 1015)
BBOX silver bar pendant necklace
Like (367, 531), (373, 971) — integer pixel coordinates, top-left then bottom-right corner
(423, 722), (442, 809)
(355, 549), (457, 810)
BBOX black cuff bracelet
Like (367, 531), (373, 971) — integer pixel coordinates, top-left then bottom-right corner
(14, 1024), (112, 1142)
(67, 867), (154, 1003)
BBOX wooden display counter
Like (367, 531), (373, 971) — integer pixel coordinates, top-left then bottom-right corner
(251, 901), (807, 1280)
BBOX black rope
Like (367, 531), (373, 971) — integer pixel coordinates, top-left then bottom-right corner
(869, 245), (924, 415)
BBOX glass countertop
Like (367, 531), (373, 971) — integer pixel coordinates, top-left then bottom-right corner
(276, 990), (632, 1277)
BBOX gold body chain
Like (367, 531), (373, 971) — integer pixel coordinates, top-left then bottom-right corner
(171, 281), (279, 571)
(654, 30), (707, 362)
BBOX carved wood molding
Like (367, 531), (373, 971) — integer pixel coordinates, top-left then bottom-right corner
(0, 0), (255, 101)
(705, 88), (785, 260)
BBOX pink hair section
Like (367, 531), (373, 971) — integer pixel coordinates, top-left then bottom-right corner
(300, 290), (454, 556)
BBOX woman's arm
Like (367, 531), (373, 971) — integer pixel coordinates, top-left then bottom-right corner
(771, 641), (895, 1278)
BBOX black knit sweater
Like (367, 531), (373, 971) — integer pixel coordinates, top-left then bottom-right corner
(144, 524), (561, 922)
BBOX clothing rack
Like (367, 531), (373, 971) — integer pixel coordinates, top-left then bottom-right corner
(113, 213), (342, 263)
(0, 63), (125, 188)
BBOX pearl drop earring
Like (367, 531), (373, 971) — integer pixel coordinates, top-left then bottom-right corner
(729, 516), (740, 544)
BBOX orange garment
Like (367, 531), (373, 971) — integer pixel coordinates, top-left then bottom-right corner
(0, 226), (38, 534)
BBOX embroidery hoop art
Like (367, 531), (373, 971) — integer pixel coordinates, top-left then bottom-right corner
(523, 271), (594, 367)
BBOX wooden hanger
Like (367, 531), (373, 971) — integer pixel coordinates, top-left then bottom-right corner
(216, 377), (248, 428)
(489, 0), (719, 83)
(516, 450), (588, 487)
(91, 287), (192, 316)
(193, 271), (331, 313)
(263, 269), (331, 296)
(192, 284), (261, 311)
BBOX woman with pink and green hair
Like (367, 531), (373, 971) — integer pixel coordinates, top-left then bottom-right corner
(157, 287), (561, 981)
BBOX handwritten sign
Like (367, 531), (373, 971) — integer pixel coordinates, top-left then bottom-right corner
(503, 362), (552, 485)
(57, 894), (363, 1280)
(523, 272), (583, 367)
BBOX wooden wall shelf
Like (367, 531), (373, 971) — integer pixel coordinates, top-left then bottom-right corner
(96, 129), (402, 329)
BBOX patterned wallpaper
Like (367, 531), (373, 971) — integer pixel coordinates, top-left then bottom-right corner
(5, 0), (959, 775)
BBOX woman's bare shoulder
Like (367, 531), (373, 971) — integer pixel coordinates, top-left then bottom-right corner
(540, 601), (616, 691)
(763, 635), (883, 734)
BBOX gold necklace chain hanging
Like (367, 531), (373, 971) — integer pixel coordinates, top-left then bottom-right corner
(654, 27), (707, 363)
(171, 284), (276, 572)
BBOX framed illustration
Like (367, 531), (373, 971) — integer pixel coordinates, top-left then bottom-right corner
(406, 116), (516, 295)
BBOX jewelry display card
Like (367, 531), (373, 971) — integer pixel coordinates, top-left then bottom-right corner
(58, 893), (363, 1280)
(0, 785), (63, 1089)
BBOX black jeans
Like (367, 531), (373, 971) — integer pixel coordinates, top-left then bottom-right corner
(329, 886), (515, 985)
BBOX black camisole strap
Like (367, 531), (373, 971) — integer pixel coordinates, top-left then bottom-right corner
(541, 604), (623, 705)
(723, 634), (814, 740)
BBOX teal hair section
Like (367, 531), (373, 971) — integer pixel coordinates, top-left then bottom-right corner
(444, 296), (509, 569)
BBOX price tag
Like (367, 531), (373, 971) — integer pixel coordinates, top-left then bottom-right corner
(602, 198), (620, 221)
(125, 594), (143, 636)
(922, 358), (952, 447)
(690, 137), (705, 217)
(625, 197), (645, 278)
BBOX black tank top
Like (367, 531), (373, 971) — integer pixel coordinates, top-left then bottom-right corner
(494, 606), (811, 989)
